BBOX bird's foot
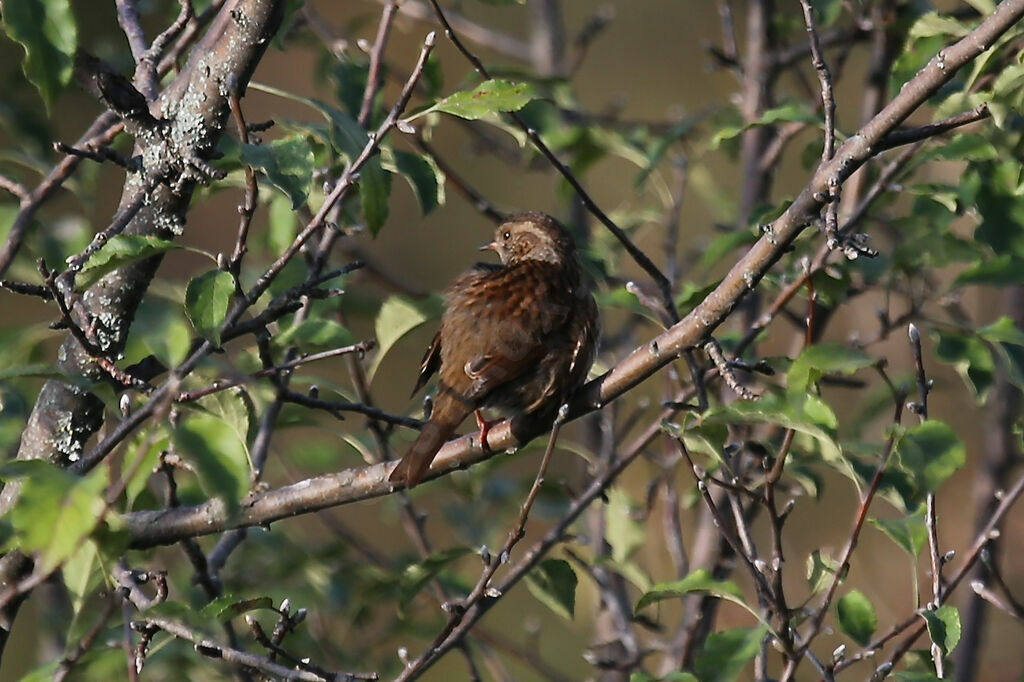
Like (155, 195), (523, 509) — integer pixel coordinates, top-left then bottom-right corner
(474, 409), (499, 454)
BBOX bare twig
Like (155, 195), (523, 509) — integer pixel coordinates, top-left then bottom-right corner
(423, 0), (677, 319)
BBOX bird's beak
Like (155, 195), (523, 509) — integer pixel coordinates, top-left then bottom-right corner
(479, 241), (499, 253)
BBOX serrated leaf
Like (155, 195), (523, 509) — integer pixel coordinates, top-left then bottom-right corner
(407, 79), (539, 122)
(77, 235), (179, 289)
(869, 509), (928, 557)
(694, 626), (767, 682)
(920, 605), (961, 655)
(274, 318), (357, 352)
(2, 0), (77, 110)
(606, 487), (645, 563)
(837, 589), (877, 646)
(525, 558), (577, 619)
(368, 294), (445, 381)
(636, 568), (743, 612)
(895, 421), (966, 498)
(185, 269), (236, 346)
(240, 135), (314, 209)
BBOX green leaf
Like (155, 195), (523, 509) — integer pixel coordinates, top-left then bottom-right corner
(631, 674), (698, 682)
(384, 149), (445, 216)
(810, 0), (842, 26)
(891, 673), (943, 682)
(407, 79), (539, 122)
(0, 363), (62, 380)
(267, 192), (298, 255)
(398, 547), (472, 608)
(1, 460), (108, 573)
(199, 595), (275, 621)
(525, 558), (577, 619)
(931, 327), (995, 401)
(837, 590), (877, 646)
(63, 540), (101, 618)
(359, 158), (391, 236)
(174, 412), (251, 510)
(274, 318), (357, 352)
(895, 421), (966, 498)
(185, 269), (236, 346)
(240, 135), (314, 209)
(908, 12), (971, 39)
(248, 85), (391, 235)
(806, 549), (841, 594)
(606, 487), (645, 563)
(954, 255), (1024, 286)
(693, 626), (767, 682)
(368, 294), (445, 381)
(2, 0), (77, 110)
(77, 235), (179, 289)
(869, 509), (928, 557)
(977, 316), (1024, 346)
(920, 605), (961, 655)
(636, 568), (743, 612)
(787, 343), (874, 397)
(196, 388), (256, 461)
(702, 396), (857, 488)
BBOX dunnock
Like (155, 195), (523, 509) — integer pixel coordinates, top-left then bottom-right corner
(389, 212), (599, 488)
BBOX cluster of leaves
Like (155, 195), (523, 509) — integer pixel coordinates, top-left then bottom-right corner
(0, 0), (1023, 680)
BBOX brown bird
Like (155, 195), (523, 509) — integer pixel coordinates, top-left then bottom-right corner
(388, 212), (599, 488)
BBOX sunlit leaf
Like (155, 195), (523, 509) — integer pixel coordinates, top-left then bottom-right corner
(920, 605), (961, 655)
(636, 569), (743, 612)
(606, 487), (645, 563)
(185, 269), (236, 346)
(368, 294), (445, 381)
(240, 135), (314, 209)
(869, 508), (928, 558)
(693, 626), (767, 682)
(274, 318), (357, 352)
(837, 589), (877, 646)
(407, 79), (539, 122)
(2, 0), (77, 110)
(77, 235), (179, 290)
(895, 421), (966, 499)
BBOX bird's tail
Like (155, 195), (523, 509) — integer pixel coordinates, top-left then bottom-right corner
(389, 402), (465, 489)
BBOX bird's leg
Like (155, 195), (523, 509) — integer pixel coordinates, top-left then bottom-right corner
(475, 409), (499, 454)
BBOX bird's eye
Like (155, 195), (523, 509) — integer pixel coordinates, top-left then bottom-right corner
(503, 231), (511, 240)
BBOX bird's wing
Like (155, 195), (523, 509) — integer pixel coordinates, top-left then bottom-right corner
(411, 330), (442, 398)
(463, 344), (546, 402)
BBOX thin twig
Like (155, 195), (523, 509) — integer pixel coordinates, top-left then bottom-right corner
(423, 0), (676, 319)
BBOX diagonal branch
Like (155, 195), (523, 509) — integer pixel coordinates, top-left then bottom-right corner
(115, 0), (1024, 550)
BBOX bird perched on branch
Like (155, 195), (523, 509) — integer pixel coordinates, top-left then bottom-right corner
(388, 212), (599, 489)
